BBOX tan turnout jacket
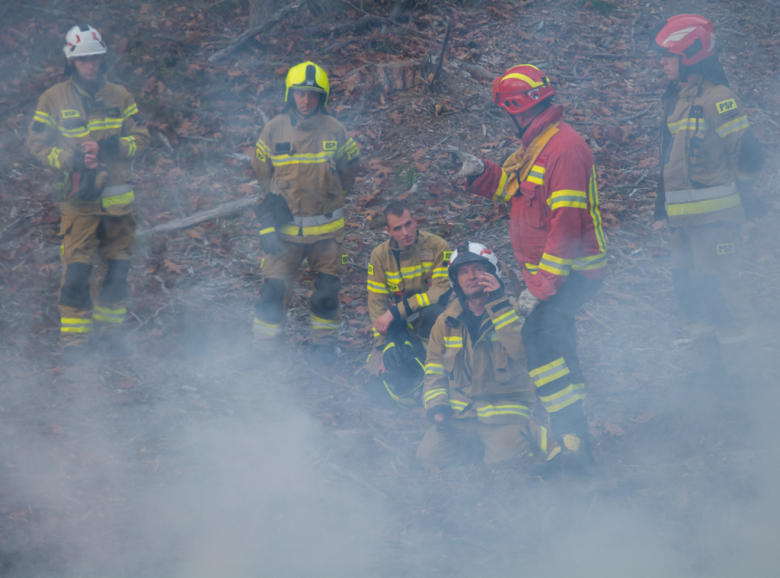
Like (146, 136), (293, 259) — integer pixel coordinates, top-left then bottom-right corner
(367, 230), (451, 349)
(422, 295), (535, 425)
(252, 111), (360, 244)
(27, 75), (149, 216)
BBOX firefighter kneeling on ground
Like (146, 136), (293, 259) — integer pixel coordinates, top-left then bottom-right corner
(649, 15), (765, 388)
(26, 25), (149, 365)
(365, 200), (452, 406)
(250, 61), (360, 363)
(449, 64), (606, 474)
(417, 241), (536, 468)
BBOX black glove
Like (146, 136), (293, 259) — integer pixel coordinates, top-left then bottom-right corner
(76, 165), (108, 202)
(259, 228), (283, 254)
(71, 150), (86, 171)
(382, 341), (405, 373)
(97, 135), (121, 160)
(741, 191), (766, 222)
(426, 405), (454, 432)
(253, 194), (294, 228)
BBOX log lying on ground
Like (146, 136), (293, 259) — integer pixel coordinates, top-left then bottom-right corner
(208, 3), (304, 62)
(135, 194), (260, 236)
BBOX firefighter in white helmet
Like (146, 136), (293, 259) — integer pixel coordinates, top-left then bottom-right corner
(649, 15), (765, 386)
(250, 61), (360, 365)
(27, 25), (149, 364)
(417, 240), (535, 468)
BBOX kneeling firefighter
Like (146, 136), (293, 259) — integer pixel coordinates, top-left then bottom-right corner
(365, 200), (452, 405)
(26, 25), (149, 364)
(251, 61), (360, 361)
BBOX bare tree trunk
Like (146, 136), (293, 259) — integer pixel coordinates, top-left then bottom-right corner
(249, 0), (281, 28)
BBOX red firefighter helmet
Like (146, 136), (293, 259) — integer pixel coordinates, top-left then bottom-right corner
(649, 14), (717, 66)
(492, 64), (555, 115)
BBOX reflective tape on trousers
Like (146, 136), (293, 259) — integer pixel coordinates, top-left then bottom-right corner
(665, 182), (737, 205)
(102, 184), (134, 198)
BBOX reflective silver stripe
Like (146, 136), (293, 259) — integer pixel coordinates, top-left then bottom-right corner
(101, 184), (133, 198)
(291, 208), (344, 227)
(665, 183), (738, 205)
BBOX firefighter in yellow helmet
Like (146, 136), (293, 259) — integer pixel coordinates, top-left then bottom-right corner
(649, 15), (765, 386)
(250, 61), (360, 363)
(26, 25), (149, 365)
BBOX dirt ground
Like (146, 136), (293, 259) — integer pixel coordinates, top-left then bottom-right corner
(1, 0), (779, 576)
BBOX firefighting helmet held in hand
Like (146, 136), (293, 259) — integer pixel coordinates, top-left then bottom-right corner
(285, 61), (330, 105)
(63, 25), (107, 59)
(447, 240), (501, 289)
(493, 64), (555, 115)
(649, 14), (717, 66)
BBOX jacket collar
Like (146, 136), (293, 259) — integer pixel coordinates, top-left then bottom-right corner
(69, 74), (107, 99)
(289, 110), (325, 130)
(522, 104), (564, 148)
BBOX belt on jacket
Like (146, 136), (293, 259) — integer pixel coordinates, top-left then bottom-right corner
(101, 184), (135, 208)
(279, 208), (344, 236)
(665, 182), (740, 217)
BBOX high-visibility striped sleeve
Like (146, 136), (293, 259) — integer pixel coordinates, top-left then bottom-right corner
(422, 320), (451, 411)
(366, 252), (391, 349)
(484, 294), (525, 359)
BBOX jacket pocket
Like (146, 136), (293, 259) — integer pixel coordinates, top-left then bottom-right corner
(492, 347), (512, 385)
(519, 180), (547, 228)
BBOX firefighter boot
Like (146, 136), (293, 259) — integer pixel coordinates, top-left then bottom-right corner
(530, 434), (593, 478)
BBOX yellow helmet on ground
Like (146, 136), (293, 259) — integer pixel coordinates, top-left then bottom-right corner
(285, 61), (330, 105)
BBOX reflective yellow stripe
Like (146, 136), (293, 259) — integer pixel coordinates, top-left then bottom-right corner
(587, 166), (607, 254)
(310, 314), (340, 331)
(492, 170), (511, 203)
(716, 115), (749, 138)
(666, 192), (741, 216)
(539, 383), (586, 413)
(253, 317), (283, 336)
(432, 267), (448, 279)
(400, 265), (423, 280)
(529, 357), (570, 387)
(47, 147), (63, 169)
(539, 426), (548, 453)
(443, 336), (462, 348)
(548, 189), (587, 211)
(279, 218), (344, 237)
(61, 317), (93, 333)
(538, 252), (573, 276)
(93, 306), (126, 323)
(527, 165), (546, 185)
(667, 117), (709, 135)
(492, 310), (520, 330)
(259, 227), (276, 235)
(501, 72), (545, 88)
(423, 388), (448, 407)
(425, 362), (445, 375)
(121, 136), (137, 157)
(572, 251), (607, 272)
(367, 280), (390, 294)
(415, 293), (430, 308)
(34, 111), (56, 127)
(449, 399), (469, 410)
(476, 403), (531, 419)
(335, 138), (359, 160)
(123, 103), (139, 118)
(102, 190), (135, 208)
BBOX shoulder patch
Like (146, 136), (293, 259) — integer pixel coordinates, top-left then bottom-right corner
(443, 251), (453, 263)
(420, 250), (433, 261)
(347, 147), (360, 161)
(716, 99), (738, 115)
(368, 263), (374, 275)
(61, 109), (80, 119)
(323, 140), (338, 151)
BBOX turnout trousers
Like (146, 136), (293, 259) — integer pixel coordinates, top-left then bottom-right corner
(58, 212), (134, 348)
(253, 237), (346, 349)
(670, 222), (755, 377)
(416, 420), (531, 467)
(521, 272), (602, 446)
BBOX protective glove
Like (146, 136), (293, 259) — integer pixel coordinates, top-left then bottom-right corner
(97, 135), (121, 161)
(253, 194), (294, 228)
(426, 405), (454, 432)
(76, 165), (109, 202)
(382, 341), (405, 373)
(259, 227), (283, 254)
(516, 289), (541, 317)
(740, 190), (766, 222)
(446, 146), (485, 180)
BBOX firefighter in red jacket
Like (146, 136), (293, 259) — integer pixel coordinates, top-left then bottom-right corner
(449, 64), (607, 474)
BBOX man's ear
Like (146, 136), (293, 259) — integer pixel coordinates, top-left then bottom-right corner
(384, 227), (390, 236)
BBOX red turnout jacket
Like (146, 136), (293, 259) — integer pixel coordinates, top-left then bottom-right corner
(467, 105), (607, 300)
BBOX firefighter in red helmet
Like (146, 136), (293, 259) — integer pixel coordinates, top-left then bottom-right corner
(448, 64), (606, 475)
(649, 15), (765, 386)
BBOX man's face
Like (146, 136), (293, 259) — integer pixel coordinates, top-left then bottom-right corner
(385, 210), (417, 250)
(660, 54), (680, 81)
(457, 262), (489, 299)
(292, 89), (321, 117)
(72, 55), (102, 81)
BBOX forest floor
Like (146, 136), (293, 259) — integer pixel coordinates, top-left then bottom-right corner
(1, 0), (780, 576)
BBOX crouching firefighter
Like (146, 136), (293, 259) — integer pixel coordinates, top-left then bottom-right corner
(251, 61), (360, 361)
(365, 201), (452, 405)
(417, 241), (536, 468)
(449, 64), (605, 474)
(649, 15), (765, 386)
(26, 25), (149, 364)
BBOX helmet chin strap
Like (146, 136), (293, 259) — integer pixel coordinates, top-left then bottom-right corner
(510, 114), (527, 138)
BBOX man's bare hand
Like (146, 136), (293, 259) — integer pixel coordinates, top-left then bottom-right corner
(82, 141), (99, 169)
(477, 271), (501, 294)
(375, 309), (394, 335)
(375, 361), (388, 377)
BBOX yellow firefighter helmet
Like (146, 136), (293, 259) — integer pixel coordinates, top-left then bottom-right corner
(285, 61), (330, 105)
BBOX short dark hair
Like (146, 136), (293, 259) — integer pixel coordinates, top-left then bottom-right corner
(383, 200), (411, 222)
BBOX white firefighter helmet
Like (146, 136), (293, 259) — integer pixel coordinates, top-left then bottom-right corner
(447, 240), (502, 289)
(63, 25), (107, 59)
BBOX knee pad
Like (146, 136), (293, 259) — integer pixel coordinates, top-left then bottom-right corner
(98, 259), (130, 303)
(310, 273), (340, 319)
(59, 262), (93, 310)
(418, 303), (445, 339)
(255, 278), (286, 323)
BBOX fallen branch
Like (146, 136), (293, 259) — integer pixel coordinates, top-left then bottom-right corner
(208, 3), (305, 63)
(136, 195), (260, 236)
(431, 21), (452, 87)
